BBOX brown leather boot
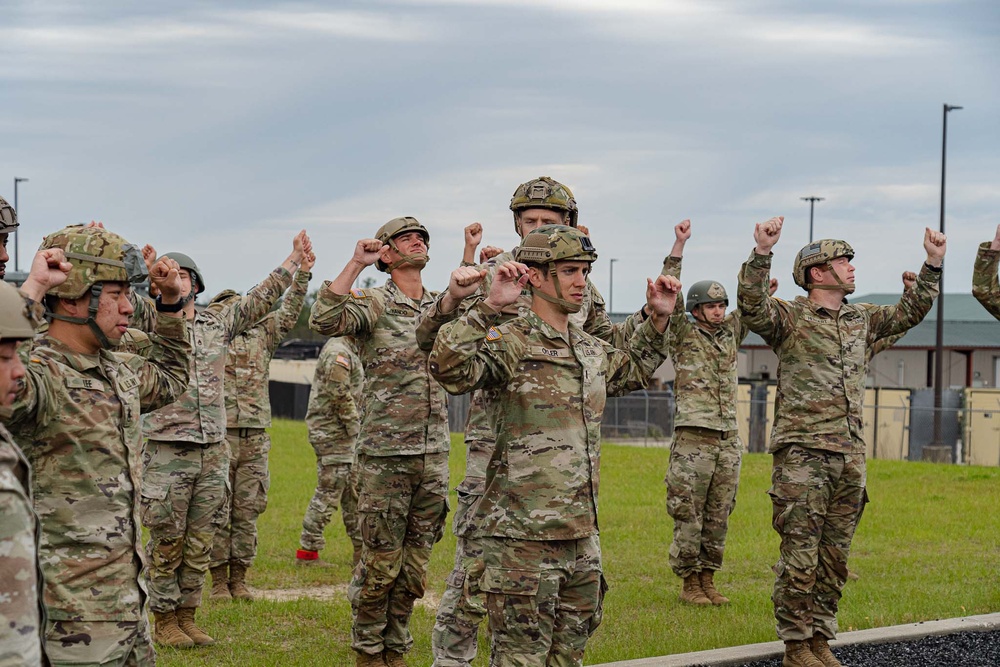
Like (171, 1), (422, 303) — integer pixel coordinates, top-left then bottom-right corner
(229, 562), (254, 601)
(175, 607), (215, 646)
(355, 651), (384, 667)
(679, 573), (712, 605)
(782, 640), (825, 667)
(210, 565), (231, 601)
(152, 610), (195, 649)
(809, 635), (843, 667)
(698, 570), (730, 605)
(383, 649), (408, 667)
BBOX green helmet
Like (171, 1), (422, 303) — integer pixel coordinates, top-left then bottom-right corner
(793, 239), (855, 291)
(686, 280), (728, 313)
(0, 196), (17, 234)
(510, 176), (579, 230)
(40, 225), (148, 300)
(374, 217), (430, 273)
(0, 280), (35, 341)
(161, 251), (205, 295)
(514, 224), (597, 265)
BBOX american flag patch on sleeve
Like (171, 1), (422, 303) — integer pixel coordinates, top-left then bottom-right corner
(486, 327), (502, 342)
(335, 354), (350, 369)
(350, 288), (366, 299)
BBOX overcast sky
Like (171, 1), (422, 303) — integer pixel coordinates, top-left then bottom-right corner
(3, 1), (997, 313)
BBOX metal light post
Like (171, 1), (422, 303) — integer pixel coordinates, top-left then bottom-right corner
(932, 104), (962, 460)
(13, 177), (28, 272)
(609, 258), (619, 315)
(800, 196), (824, 243)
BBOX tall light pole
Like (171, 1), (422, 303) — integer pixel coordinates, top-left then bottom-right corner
(800, 196), (824, 243)
(932, 103), (962, 460)
(609, 258), (619, 315)
(13, 177), (28, 272)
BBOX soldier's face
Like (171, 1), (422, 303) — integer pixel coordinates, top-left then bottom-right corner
(516, 209), (568, 238)
(178, 269), (194, 299)
(532, 260), (590, 308)
(0, 233), (8, 279)
(94, 282), (135, 345)
(0, 340), (25, 407)
(695, 302), (727, 324)
(814, 257), (855, 290)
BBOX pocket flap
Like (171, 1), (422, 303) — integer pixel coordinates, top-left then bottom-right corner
(480, 567), (540, 596)
(141, 484), (168, 501)
(358, 496), (390, 513)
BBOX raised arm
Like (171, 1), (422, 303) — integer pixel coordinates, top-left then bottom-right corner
(737, 216), (788, 346)
(972, 224), (1000, 320)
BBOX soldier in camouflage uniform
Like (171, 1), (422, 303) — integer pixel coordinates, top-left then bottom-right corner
(429, 225), (681, 666)
(8, 226), (191, 666)
(661, 219), (778, 607)
(0, 195), (15, 280)
(131, 231), (311, 648)
(416, 177), (647, 667)
(209, 251), (314, 600)
(0, 262), (49, 667)
(972, 224), (1000, 319)
(310, 217), (450, 667)
(737, 217), (945, 667)
(296, 335), (365, 566)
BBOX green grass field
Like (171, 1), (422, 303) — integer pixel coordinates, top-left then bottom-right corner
(156, 419), (1000, 666)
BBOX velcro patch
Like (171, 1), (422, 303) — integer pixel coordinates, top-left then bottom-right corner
(486, 327), (502, 342)
(66, 377), (107, 392)
(118, 375), (141, 393)
(335, 354), (351, 370)
(528, 346), (571, 358)
(350, 288), (367, 299)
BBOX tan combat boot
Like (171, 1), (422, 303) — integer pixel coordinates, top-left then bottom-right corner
(782, 640), (825, 667)
(152, 610), (195, 649)
(809, 635), (843, 667)
(698, 570), (730, 605)
(355, 651), (384, 667)
(383, 649), (408, 667)
(210, 565), (231, 601)
(175, 607), (215, 646)
(679, 573), (712, 605)
(228, 562), (254, 601)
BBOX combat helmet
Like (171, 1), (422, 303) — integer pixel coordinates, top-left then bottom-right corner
(39, 224), (148, 348)
(510, 176), (579, 232)
(686, 280), (728, 313)
(0, 280), (36, 342)
(374, 217), (430, 273)
(514, 224), (597, 313)
(161, 252), (205, 297)
(0, 196), (17, 234)
(793, 239), (855, 293)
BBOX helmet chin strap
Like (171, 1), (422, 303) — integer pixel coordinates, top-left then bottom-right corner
(384, 238), (429, 273)
(46, 283), (115, 349)
(806, 263), (855, 294)
(692, 308), (722, 331)
(530, 263), (583, 314)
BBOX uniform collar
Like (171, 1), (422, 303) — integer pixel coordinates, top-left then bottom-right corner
(38, 335), (107, 372)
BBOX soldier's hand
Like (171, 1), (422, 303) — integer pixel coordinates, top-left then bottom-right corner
(479, 245), (504, 263)
(768, 277), (779, 296)
(440, 266), (487, 313)
(301, 250), (316, 273)
(20, 249), (73, 302)
(646, 274), (681, 332)
(901, 270), (917, 291)
(991, 224), (1000, 251)
(675, 219), (692, 243)
(86, 220), (105, 229)
(464, 222), (483, 249)
(291, 230), (312, 263)
(577, 224), (591, 237)
(142, 244), (158, 273)
(754, 216), (783, 255)
(150, 257), (183, 302)
(923, 227), (946, 266)
(352, 239), (387, 268)
(484, 261), (529, 311)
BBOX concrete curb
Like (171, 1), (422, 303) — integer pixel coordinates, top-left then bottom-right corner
(594, 612), (1000, 666)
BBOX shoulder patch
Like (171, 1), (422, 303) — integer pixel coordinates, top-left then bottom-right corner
(350, 288), (367, 299)
(334, 353), (351, 370)
(486, 327), (502, 342)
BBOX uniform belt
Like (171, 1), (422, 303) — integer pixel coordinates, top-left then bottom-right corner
(677, 425), (738, 440)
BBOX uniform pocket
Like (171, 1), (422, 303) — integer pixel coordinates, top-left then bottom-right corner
(140, 483), (176, 533)
(357, 495), (406, 551)
(481, 567), (542, 634)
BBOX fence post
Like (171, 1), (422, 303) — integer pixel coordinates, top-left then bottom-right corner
(748, 380), (768, 453)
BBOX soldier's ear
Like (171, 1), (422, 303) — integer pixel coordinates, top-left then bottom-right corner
(526, 266), (545, 288)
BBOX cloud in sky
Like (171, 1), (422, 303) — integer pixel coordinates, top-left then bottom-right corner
(1, 0), (997, 312)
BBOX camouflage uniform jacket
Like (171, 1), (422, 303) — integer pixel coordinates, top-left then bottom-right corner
(7, 315), (191, 621)
(309, 278), (448, 457)
(305, 336), (364, 464)
(132, 266), (292, 444)
(972, 242), (1000, 319)
(663, 256), (748, 432)
(225, 270), (311, 429)
(738, 252), (940, 454)
(429, 301), (672, 540)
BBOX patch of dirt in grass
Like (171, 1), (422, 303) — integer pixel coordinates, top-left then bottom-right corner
(252, 585), (442, 610)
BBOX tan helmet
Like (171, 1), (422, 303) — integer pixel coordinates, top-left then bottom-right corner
(510, 176), (579, 230)
(686, 280), (728, 313)
(0, 196), (17, 234)
(793, 239), (855, 292)
(514, 224), (596, 313)
(374, 217), (430, 273)
(0, 280), (35, 342)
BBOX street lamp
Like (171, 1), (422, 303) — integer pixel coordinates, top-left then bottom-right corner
(800, 196), (824, 243)
(13, 177), (28, 272)
(609, 258), (619, 315)
(932, 104), (962, 461)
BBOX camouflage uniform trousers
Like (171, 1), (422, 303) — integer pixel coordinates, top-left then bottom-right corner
(665, 426), (742, 578)
(349, 451), (449, 656)
(431, 487), (487, 667)
(44, 619), (154, 667)
(0, 491), (43, 667)
(141, 439), (231, 612)
(211, 428), (270, 568)
(299, 457), (361, 556)
(470, 534), (606, 667)
(769, 444), (866, 642)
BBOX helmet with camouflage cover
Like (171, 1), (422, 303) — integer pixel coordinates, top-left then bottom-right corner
(0, 196), (17, 234)
(374, 216), (430, 273)
(0, 280), (35, 342)
(39, 224), (148, 349)
(161, 251), (205, 296)
(686, 280), (728, 313)
(793, 239), (855, 292)
(510, 176), (579, 231)
(515, 224), (596, 313)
